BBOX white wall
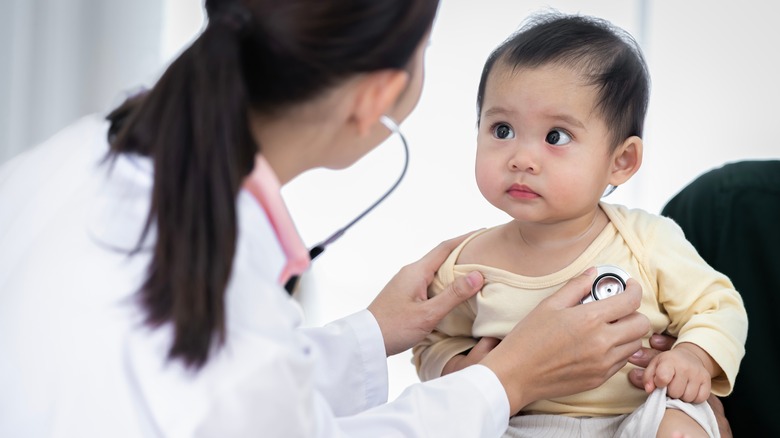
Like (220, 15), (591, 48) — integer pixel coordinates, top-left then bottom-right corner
(1, 0), (778, 402)
(639, 2), (780, 210)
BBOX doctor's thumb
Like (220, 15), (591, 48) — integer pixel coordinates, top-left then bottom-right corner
(548, 267), (597, 308)
(428, 271), (483, 320)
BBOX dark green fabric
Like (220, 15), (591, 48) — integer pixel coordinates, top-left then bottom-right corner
(662, 160), (780, 436)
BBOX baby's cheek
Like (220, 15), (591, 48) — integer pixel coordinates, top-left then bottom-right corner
(474, 166), (499, 201)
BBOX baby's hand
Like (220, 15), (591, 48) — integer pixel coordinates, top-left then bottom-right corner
(641, 343), (712, 403)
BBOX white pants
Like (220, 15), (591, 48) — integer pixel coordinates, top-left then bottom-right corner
(504, 388), (720, 438)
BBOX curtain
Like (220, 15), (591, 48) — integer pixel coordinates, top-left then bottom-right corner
(0, 0), (166, 164)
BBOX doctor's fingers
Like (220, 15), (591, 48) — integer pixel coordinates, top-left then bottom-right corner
(543, 268), (597, 308)
(583, 278), (644, 323)
(607, 310), (650, 349)
(566, 291), (647, 361)
(589, 312), (647, 370)
(648, 332), (676, 351)
(424, 270), (484, 324)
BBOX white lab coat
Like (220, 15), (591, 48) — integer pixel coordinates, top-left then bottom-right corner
(0, 115), (509, 437)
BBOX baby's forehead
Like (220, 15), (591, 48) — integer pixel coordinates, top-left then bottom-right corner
(491, 58), (591, 85)
(487, 62), (601, 108)
(483, 62), (614, 136)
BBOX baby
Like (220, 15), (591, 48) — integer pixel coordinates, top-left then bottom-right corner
(413, 12), (747, 438)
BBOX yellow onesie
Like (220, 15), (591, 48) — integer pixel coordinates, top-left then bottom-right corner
(413, 202), (747, 417)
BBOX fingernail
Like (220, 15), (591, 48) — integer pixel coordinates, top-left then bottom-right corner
(466, 271), (482, 288)
(632, 350), (643, 358)
(583, 267), (596, 276)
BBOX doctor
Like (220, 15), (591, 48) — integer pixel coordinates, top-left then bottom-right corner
(0, 0), (655, 436)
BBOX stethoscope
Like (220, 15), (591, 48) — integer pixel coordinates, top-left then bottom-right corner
(284, 115), (409, 294)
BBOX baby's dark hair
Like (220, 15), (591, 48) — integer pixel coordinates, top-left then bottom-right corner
(476, 11), (650, 151)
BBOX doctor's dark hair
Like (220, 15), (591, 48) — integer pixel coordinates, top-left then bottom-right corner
(106, 0), (439, 369)
(476, 12), (650, 150)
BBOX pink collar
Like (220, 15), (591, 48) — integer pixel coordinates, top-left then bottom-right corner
(242, 155), (310, 285)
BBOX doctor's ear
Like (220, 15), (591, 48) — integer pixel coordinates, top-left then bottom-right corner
(609, 136), (643, 186)
(350, 69), (409, 137)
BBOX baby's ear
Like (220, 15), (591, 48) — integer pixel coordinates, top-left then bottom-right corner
(609, 136), (643, 186)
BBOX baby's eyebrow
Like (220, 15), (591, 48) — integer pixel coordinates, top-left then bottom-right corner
(483, 106), (587, 129)
(482, 106), (515, 119)
(547, 113), (586, 130)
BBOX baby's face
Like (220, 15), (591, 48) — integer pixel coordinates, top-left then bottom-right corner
(475, 62), (616, 224)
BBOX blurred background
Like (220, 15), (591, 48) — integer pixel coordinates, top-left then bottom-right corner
(2, 0), (778, 400)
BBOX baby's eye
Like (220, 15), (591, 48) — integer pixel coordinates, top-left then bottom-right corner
(545, 129), (571, 146)
(492, 123), (515, 140)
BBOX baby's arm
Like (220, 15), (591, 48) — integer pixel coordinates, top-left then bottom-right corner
(412, 273), (480, 381)
(641, 342), (723, 403)
(413, 328), (478, 381)
(441, 337), (500, 375)
(641, 213), (747, 396)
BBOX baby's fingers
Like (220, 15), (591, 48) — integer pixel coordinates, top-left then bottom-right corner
(642, 358), (658, 393)
(678, 367), (712, 403)
(666, 373), (688, 400)
(652, 361), (676, 390)
(691, 380), (711, 404)
(697, 385), (710, 404)
(671, 378), (708, 404)
(682, 381), (704, 404)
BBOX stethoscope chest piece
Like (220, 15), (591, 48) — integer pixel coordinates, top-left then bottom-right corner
(581, 265), (630, 304)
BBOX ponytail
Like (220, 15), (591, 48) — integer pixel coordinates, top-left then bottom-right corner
(107, 0), (441, 370)
(109, 17), (256, 369)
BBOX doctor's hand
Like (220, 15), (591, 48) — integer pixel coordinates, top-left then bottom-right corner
(479, 269), (650, 415)
(367, 232), (484, 357)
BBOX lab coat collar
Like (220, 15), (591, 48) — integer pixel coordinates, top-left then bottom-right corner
(243, 154), (310, 286)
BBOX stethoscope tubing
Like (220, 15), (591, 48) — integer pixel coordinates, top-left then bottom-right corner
(284, 115), (409, 293)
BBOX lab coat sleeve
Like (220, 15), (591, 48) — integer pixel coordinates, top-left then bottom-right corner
(298, 309), (389, 416)
(300, 311), (510, 436)
(329, 365), (510, 437)
(184, 292), (510, 438)
(164, 275), (510, 437)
